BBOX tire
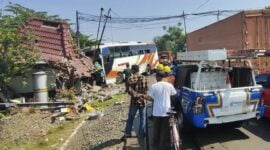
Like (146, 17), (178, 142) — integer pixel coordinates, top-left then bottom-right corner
(115, 73), (124, 84)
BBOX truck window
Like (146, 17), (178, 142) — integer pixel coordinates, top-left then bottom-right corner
(191, 71), (229, 90)
(230, 68), (254, 87)
(174, 65), (198, 88)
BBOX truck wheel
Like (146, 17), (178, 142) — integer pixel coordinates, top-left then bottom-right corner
(116, 73), (124, 84)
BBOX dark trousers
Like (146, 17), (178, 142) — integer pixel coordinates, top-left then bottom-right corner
(152, 116), (170, 150)
(125, 79), (129, 92)
(125, 105), (145, 137)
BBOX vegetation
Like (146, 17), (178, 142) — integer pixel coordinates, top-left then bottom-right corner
(71, 31), (97, 49)
(94, 94), (125, 109)
(153, 23), (186, 55)
(0, 4), (96, 94)
(0, 15), (39, 92)
(2, 119), (83, 150)
(0, 112), (5, 119)
(59, 88), (76, 101)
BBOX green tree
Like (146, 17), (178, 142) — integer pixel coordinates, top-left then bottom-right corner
(0, 16), (39, 93)
(153, 24), (186, 55)
(71, 31), (97, 49)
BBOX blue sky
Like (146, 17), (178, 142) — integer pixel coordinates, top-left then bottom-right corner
(1, 0), (270, 42)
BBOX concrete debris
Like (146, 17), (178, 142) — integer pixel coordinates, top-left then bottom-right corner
(59, 116), (66, 121)
(87, 111), (104, 120)
(114, 101), (124, 105)
(21, 107), (35, 114)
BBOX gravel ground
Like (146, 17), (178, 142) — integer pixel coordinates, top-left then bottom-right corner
(0, 111), (59, 149)
(65, 94), (130, 150)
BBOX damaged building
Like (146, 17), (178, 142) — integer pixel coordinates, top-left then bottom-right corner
(1, 18), (93, 101)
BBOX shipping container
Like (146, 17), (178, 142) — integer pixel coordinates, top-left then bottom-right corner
(187, 10), (270, 51)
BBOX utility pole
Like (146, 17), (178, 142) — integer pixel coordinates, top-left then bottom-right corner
(97, 8), (111, 50)
(183, 11), (187, 51)
(95, 8), (104, 49)
(217, 10), (220, 21)
(76, 10), (80, 49)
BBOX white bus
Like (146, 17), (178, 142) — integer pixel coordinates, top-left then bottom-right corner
(86, 41), (159, 84)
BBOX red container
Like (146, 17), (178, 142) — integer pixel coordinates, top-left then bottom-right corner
(187, 10), (270, 51)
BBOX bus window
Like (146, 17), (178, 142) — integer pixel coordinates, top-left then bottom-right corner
(138, 50), (144, 54)
(113, 47), (122, 58)
(144, 49), (150, 54)
(121, 46), (129, 57)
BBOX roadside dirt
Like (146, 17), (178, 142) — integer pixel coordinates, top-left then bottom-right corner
(65, 94), (129, 150)
(0, 111), (60, 149)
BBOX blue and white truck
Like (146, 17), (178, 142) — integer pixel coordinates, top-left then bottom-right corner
(175, 49), (264, 128)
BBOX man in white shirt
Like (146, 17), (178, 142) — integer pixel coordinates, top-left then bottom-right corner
(148, 72), (177, 149)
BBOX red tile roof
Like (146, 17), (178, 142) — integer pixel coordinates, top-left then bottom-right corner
(22, 18), (93, 77)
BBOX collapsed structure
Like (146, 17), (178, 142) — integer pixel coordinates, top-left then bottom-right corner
(187, 10), (270, 73)
(2, 18), (93, 101)
(23, 18), (93, 78)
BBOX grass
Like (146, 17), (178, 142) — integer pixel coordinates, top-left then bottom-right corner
(0, 112), (5, 119)
(94, 94), (125, 109)
(0, 93), (126, 150)
(7, 119), (83, 150)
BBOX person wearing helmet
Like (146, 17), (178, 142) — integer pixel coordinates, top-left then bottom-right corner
(156, 64), (164, 71)
(162, 65), (175, 84)
(163, 66), (171, 74)
(148, 70), (177, 149)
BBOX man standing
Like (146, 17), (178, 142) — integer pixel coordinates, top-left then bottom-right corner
(148, 72), (177, 149)
(123, 63), (132, 92)
(122, 65), (148, 140)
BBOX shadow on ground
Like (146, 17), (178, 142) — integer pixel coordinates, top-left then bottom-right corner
(192, 125), (249, 148)
(243, 118), (270, 142)
(87, 139), (122, 150)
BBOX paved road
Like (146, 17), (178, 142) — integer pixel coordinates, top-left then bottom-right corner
(124, 75), (270, 150)
(193, 119), (270, 150)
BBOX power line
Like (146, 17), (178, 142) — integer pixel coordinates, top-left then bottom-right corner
(191, 0), (211, 14)
(77, 9), (241, 24)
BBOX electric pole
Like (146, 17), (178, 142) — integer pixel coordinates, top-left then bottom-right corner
(76, 10), (80, 49)
(95, 8), (104, 49)
(97, 8), (111, 50)
(217, 10), (220, 21)
(183, 11), (187, 51)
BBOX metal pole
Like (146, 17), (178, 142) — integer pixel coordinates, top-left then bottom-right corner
(183, 11), (187, 52)
(76, 10), (80, 48)
(97, 8), (111, 50)
(217, 10), (220, 21)
(183, 11), (187, 36)
(95, 8), (104, 49)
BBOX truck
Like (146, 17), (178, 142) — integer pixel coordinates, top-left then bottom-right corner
(158, 50), (173, 65)
(175, 49), (264, 128)
(186, 10), (270, 73)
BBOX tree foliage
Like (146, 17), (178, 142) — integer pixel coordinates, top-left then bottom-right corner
(71, 31), (97, 49)
(0, 15), (39, 89)
(153, 24), (186, 54)
(5, 4), (66, 23)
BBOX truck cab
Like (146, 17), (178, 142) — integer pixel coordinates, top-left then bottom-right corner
(175, 49), (264, 128)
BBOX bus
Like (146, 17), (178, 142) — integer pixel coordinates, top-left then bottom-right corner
(85, 41), (159, 84)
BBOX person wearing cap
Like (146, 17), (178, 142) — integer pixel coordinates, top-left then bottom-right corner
(147, 71), (177, 149)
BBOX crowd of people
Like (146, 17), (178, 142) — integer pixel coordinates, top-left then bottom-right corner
(121, 61), (180, 150)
